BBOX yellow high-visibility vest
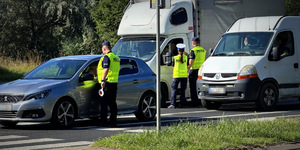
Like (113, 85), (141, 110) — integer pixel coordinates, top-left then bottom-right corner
(173, 54), (188, 78)
(97, 52), (120, 83)
(190, 46), (206, 70)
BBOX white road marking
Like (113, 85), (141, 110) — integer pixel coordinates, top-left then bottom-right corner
(0, 135), (27, 140)
(4, 141), (92, 150)
(0, 138), (62, 146)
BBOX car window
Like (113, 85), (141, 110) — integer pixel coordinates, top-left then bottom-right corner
(119, 59), (138, 75)
(25, 59), (86, 79)
(82, 61), (99, 77)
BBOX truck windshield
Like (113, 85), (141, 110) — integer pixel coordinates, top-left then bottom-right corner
(112, 37), (164, 61)
(213, 32), (273, 56)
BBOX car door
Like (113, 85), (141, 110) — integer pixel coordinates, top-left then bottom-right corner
(117, 59), (141, 111)
(269, 31), (299, 97)
(76, 60), (100, 117)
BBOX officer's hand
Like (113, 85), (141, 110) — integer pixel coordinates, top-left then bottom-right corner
(101, 82), (106, 89)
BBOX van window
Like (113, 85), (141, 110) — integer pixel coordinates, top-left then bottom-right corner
(161, 38), (183, 65)
(272, 31), (294, 59)
(170, 8), (187, 25)
(119, 59), (138, 75)
(213, 32), (273, 56)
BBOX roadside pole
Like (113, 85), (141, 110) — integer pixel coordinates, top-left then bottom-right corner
(152, 0), (170, 132)
(155, 0), (161, 132)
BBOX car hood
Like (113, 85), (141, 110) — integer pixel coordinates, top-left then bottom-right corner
(203, 56), (262, 73)
(0, 79), (68, 95)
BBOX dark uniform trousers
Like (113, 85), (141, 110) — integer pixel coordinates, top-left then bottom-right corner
(189, 69), (200, 105)
(171, 78), (187, 106)
(100, 82), (118, 125)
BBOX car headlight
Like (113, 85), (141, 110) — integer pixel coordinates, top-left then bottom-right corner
(237, 65), (258, 80)
(24, 90), (51, 101)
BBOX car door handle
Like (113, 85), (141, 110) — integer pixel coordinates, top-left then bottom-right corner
(294, 63), (299, 69)
(133, 79), (138, 84)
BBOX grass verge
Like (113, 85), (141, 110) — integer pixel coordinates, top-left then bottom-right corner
(0, 55), (40, 82)
(93, 118), (300, 150)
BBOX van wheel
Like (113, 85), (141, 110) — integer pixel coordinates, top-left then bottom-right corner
(135, 92), (156, 121)
(51, 99), (75, 129)
(0, 121), (18, 127)
(201, 99), (222, 110)
(256, 83), (278, 111)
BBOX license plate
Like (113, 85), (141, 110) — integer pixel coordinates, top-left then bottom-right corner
(0, 104), (12, 111)
(209, 88), (226, 94)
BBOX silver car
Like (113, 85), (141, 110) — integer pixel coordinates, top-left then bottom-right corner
(0, 55), (156, 128)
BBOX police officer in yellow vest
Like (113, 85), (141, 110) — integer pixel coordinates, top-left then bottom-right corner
(168, 44), (189, 109)
(188, 37), (206, 106)
(97, 41), (120, 127)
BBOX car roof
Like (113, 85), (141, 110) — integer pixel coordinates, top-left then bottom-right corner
(52, 55), (145, 62)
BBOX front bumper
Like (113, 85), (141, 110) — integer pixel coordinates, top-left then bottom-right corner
(0, 98), (52, 122)
(197, 77), (262, 102)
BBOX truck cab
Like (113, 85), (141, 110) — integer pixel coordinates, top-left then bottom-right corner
(112, 0), (195, 106)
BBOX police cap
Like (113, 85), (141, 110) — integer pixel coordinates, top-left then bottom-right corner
(176, 43), (185, 51)
(192, 37), (200, 42)
(102, 41), (111, 47)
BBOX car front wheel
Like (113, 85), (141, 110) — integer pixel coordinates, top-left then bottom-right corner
(135, 92), (156, 121)
(256, 83), (278, 111)
(51, 99), (75, 129)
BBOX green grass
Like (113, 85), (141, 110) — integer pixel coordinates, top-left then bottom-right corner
(0, 55), (40, 82)
(93, 118), (300, 150)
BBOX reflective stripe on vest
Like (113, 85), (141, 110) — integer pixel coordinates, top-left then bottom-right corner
(97, 52), (120, 83)
(173, 54), (188, 78)
(190, 46), (206, 70)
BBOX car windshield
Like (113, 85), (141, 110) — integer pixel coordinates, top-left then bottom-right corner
(24, 59), (86, 79)
(213, 32), (273, 56)
(112, 37), (164, 61)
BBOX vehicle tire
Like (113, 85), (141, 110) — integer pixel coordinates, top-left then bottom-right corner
(161, 85), (168, 108)
(256, 83), (278, 111)
(51, 99), (76, 129)
(201, 99), (222, 110)
(135, 92), (156, 121)
(0, 121), (18, 127)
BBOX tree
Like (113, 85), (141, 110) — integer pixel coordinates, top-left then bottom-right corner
(89, 0), (129, 46)
(285, 0), (300, 16)
(0, 0), (99, 60)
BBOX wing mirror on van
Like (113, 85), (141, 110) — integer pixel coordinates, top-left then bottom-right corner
(163, 52), (172, 66)
(79, 73), (94, 82)
(269, 47), (280, 61)
(209, 48), (214, 55)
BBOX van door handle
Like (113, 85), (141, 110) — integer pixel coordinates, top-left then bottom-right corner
(133, 79), (138, 84)
(294, 63), (299, 68)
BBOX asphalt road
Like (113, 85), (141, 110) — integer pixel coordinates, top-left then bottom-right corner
(0, 98), (299, 150)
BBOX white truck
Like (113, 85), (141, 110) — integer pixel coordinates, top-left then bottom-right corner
(197, 16), (300, 111)
(112, 0), (284, 107)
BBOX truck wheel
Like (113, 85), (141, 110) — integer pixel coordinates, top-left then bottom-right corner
(135, 92), (156, 121)
(256, 83), (278, 111)
(161, 85), (168, 108)
(201, 99), (222, 110)
(0, 121), (18, 127)
(51, 99), (75, 129)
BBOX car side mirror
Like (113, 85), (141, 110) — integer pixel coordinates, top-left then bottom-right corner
(163, 52), (172, 66)
(269, 47), (279, 61)
(209, 48), (214, 55)
(80, 73), (94, 82)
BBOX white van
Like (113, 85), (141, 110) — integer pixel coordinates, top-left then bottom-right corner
(197, 16), (300, 111)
